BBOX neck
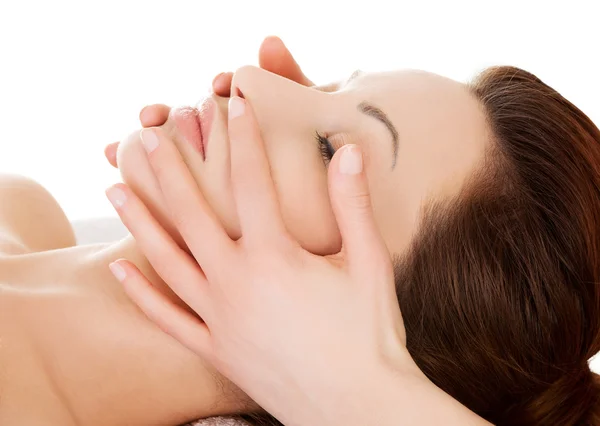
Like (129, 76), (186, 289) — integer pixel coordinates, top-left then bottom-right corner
(91, 234), (170, 293)
(93, 234), (195, 313)
(2, 235), (252, 425)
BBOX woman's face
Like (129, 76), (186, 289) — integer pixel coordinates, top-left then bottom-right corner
(118, 66), (489, 257)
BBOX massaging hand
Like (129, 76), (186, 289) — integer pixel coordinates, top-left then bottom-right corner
(108, 89), (492, 425)
(104, 36), (312, 168)
(106, 94), (426, 425)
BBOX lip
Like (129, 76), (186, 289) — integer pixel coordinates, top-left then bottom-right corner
(197, 97), (215, 158)
(172, 106), (205, 160)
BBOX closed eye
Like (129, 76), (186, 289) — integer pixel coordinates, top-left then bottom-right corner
(315, 131), (336, 166)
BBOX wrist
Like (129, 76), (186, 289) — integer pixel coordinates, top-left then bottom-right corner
(369, 359), (492, 426)
(325, 353), (492, 426)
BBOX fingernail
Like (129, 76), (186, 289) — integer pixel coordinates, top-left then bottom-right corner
(106, 186), (127, 208)
(229, 96), (245, 120)
(140, 128), (159, 153)
(339, 145), (363, 175)
(109, 262), (127, 282)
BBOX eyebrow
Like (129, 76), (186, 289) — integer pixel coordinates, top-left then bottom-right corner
(357, 101), (399, 170)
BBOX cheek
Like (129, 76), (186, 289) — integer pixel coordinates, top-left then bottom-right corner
(366, 160), (422, 257)
(274, 162), (342, 256)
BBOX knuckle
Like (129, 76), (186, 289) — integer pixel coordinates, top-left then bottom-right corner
(342, 189), (372, 211)
(151, 162), (170, 185)
(171, 210), (195, 234)
(146, 246), (179, 274)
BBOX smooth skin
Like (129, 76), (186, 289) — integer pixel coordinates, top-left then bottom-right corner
(107, 95), (491, 426)
(100, 35), (491, 424)
(0, 36), (337, 426)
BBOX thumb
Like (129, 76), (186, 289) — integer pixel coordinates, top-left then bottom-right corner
(258, 36), (314, 87)
(328, 145), (390, 275)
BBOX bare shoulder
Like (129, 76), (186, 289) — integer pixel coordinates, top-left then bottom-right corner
(0, 174), (76, 255)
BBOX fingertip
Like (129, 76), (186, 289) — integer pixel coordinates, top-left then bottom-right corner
(109, 259), (151, 296)
(260, 35), (285, 54)
(104, 142), (119, 168)
(328, 145), (364, 188)
(139, 104), (171, 127)
(140, 127), (161, 154)
(259, 35), (288, 69)
(139, 105), (149, 119)
(112, 259), (157, 305)
(105, 183), (128, 210)
(258, 35), (313, 87)
(212, 72), (233, 96)
(337, 144), (363, 176)
(228, 96), (246, 124)
(211, 72), (225, 90)
(109, 260), (128, 282)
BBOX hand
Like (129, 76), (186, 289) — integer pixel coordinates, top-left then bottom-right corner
(106, 95), (422, 426)
(104, 36), (312, 169)
(211, 35), (313, 97)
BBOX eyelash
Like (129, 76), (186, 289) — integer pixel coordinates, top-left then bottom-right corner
(315, 131), (336, 166)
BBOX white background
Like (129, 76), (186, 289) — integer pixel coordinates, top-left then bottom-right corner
(1, 0), (599, 369)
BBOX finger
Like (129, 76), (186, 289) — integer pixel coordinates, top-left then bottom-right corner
(139, 104), (171, 127)
(110, 260), (212, 358)
(327, 145), (391, 275)
(212, 72), (234, 97)
(228, 96), (289, 246)
(258, 36), (314, 87)
(105, 183), (212, 318)
(138, 127), (237, 269)
(105, 142), (119, 168)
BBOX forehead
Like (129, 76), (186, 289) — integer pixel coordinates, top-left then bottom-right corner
(339, 69), (487, 148)
(347, 69), (487, 145)
(344, 69), (472, 106)
(343, 69), (491, 255)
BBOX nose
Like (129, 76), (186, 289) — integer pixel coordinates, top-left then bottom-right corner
(230, 65), (330, 137)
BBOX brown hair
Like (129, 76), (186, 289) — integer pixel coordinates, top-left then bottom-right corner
(235, 66), (600, 426)
(396, 66), (600, 425)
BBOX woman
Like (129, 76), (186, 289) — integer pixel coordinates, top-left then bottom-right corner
(1, 36), (599, 424)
